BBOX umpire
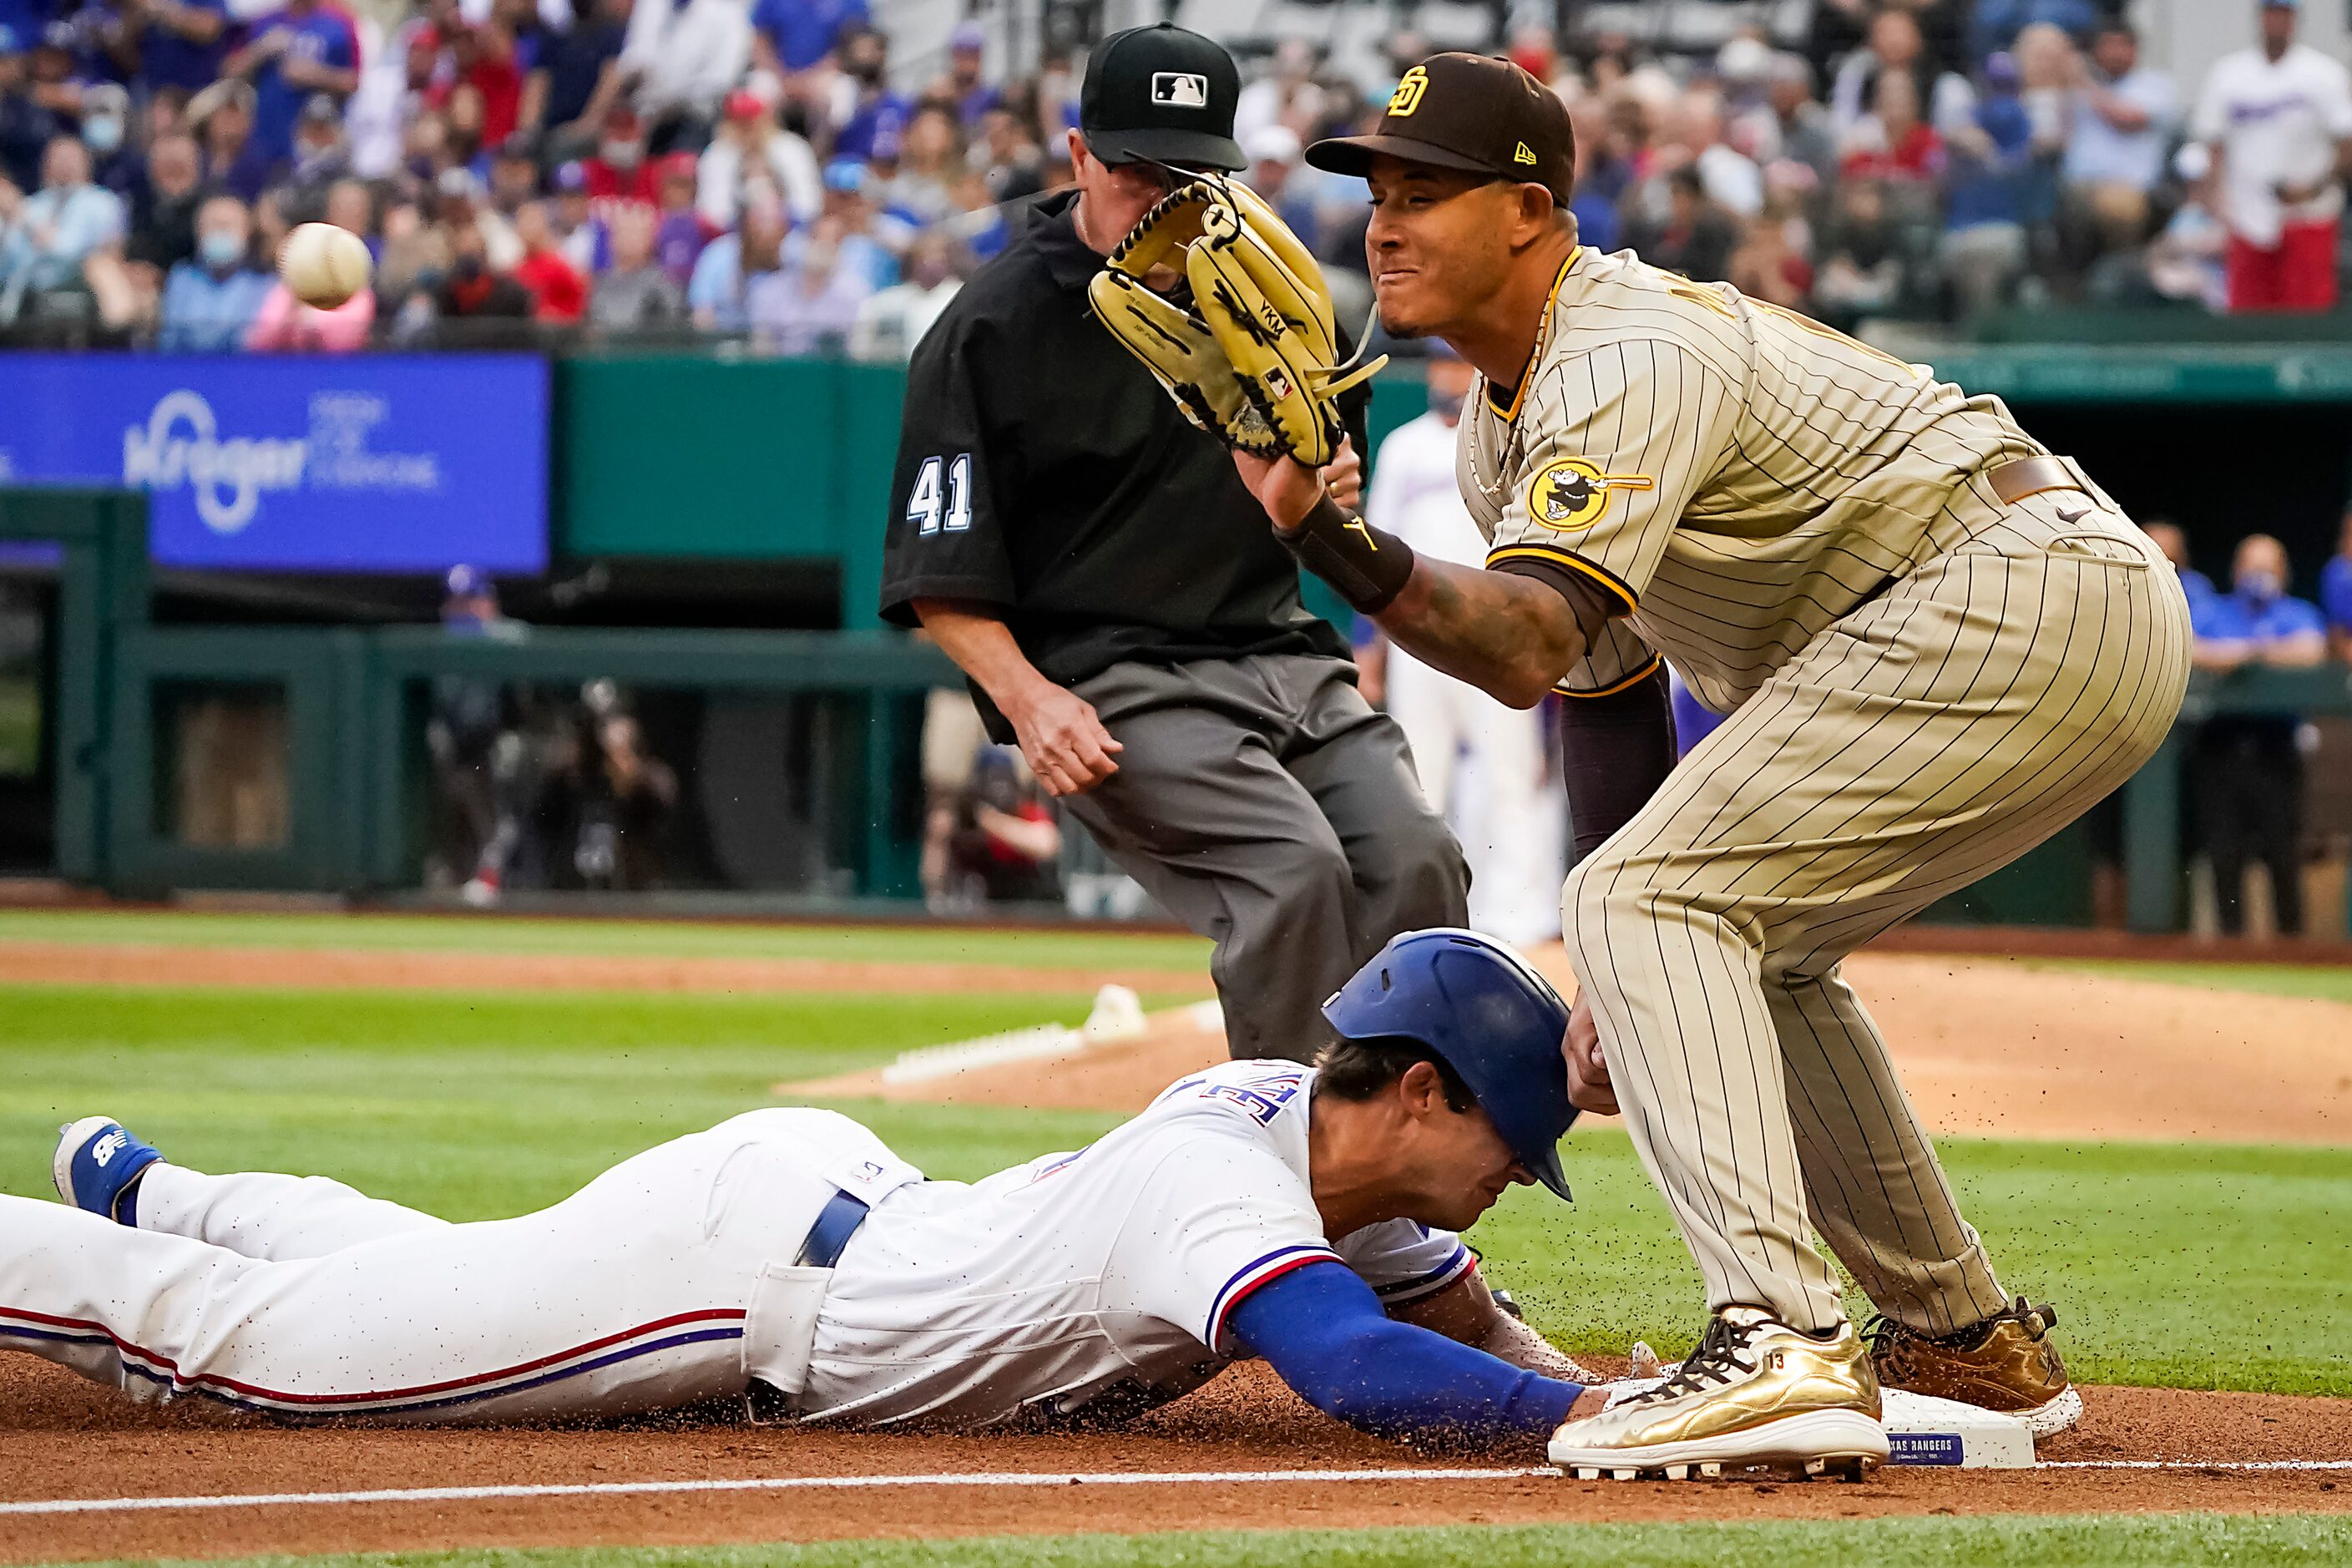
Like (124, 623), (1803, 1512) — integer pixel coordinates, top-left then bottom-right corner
(879, 23), (1467, 1063)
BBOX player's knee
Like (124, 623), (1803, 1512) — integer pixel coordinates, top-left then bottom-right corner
(1359, 807), (1469, 926)
(1559, 852), (1649, 967)
(1260, 833), (1356, 921)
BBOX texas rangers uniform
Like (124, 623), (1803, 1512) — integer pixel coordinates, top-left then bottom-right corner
(1368, 406), (1562, 944)
(3, 1061), (1469, 1424)
(1462, 245), (2192, 1337)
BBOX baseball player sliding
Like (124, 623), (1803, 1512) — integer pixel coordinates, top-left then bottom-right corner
(1108, 54), (2189, 1478)
(7, 933), (1626, 1447)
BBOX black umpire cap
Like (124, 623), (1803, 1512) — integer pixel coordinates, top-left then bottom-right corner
(1308, 52), (1576, 206)
(1080, 23), (1246, 172)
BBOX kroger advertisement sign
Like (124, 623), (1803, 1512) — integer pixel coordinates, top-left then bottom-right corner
(0, 355), (548, 574)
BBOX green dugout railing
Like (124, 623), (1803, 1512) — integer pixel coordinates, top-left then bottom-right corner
(6, 485), (2349, 927)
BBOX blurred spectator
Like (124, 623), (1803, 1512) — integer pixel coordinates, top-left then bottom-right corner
(1624, 165), (1737, 283)
(875, 101), (960, 225)
(2191, 533), (2329, 936)
(1940, 53), (2035, 318)
(749, 0), (864, 80)
(428, 564), (524, 907)
(2144, 144), (2232, 309)
(246, 260), (373, 349)
(1233, 38), (1319, 147)
(827, 25), (904, 159)
(2321, 509), (2352, 661)
(933, 22), (996, 127)
(922, 748), (1060, 908)
(0, 133), (126, 321)
(1757, 52), (1839, 187)
(684, 186), (780, 329)
(1728, 182), (1814, 308)
(531, 0), (631, 161)
(581, 102), (657, 204)
(78, 83), (136, 191)
(971, 103), (1043, 205)
(432, 212), (533, 333)
(123, 127), (205, 271)
(1813, 177), (1905, 326)
(550, 157), (607, 272)
(1241, 124), (1316, 239)
(220, 0), (358, 165)
(650, 149), (711, 281)
(2062, 21), (2176, 260)
(187, 78), (272, 202)
(811, 154), (893, 285)
(511, 199), (585, 321)
(1828, 8), (1972, 139)
(847, 225), (955, 360)
(563, 681), (677, 892)
(619, 0), (750, 149)
(745, 215), (864, 352)
(157, 189), (269, 346)
(589, 200), (683, 329)
(2193, 0), (2352, 313)
(1841, 69), (1944, 190)
(2143, 520), (2219, 619)
(276, 92), (352, 218)
(487, 134), (541, 220)
(696, 86), (817, 228)
(126, 0), (236, 99)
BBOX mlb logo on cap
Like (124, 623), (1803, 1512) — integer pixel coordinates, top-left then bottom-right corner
(1152, 72), (1209, 109)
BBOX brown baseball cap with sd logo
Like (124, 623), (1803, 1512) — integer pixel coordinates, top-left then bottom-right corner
(1306, 53), (1576, 207)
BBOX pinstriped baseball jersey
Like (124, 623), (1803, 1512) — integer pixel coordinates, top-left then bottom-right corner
(1457, 245), (2047, 706)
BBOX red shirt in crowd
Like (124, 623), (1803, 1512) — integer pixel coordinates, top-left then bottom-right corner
(580, 157), (660, 206)
(513, 249), (588, 321)
(1840, 124), (1944, 184)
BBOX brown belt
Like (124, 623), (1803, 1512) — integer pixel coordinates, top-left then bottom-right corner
(1986, 455), (2085, 506)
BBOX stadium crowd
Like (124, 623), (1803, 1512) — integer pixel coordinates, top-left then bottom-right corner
(5, 0), (2352, 350)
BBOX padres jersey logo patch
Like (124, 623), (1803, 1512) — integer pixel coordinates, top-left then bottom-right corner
(1387, 67), (1429, 116)
(1528, 458), (1654, 531)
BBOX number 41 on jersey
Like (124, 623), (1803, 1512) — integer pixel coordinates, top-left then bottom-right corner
(909, 453), (974, 535)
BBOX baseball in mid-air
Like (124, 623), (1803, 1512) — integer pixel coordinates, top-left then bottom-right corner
(277, 221), (373, 310)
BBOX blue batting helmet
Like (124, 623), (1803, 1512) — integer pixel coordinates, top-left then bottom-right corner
(1321, 928), (1577, 1200)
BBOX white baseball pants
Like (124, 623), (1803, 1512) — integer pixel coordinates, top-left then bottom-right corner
(0, 1110), (898, 1422)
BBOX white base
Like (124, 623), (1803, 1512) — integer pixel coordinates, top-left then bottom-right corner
(1882, 1388), (2036, 1468)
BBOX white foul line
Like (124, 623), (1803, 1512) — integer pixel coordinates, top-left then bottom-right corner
(0, 1468), (1541, 1518)
(7, 1458), (2352, 1519)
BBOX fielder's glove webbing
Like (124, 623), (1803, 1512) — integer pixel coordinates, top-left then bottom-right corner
(1087, 177), (1387, 467)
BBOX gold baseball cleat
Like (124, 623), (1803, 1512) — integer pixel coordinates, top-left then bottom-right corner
(1548, 1307), (1889, 1481)
(1869, 1296), (2081, 1439)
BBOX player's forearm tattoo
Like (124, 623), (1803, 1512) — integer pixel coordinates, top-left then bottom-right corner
(1377, 558), (1584, 708)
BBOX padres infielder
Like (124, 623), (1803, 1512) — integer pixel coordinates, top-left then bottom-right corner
(1225, 53), (2192, 1476)
(7, 933), (1613, 1447)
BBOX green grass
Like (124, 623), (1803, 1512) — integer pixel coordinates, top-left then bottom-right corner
(0, 909), (1213, 974)
(0, 985), (1119, 1217)
(5, 979), (2350, 1395)
(2030, 959), (2352, 1006)
(55, 1515), (2352, 1568)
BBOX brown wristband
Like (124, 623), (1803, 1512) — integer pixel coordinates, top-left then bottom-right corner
(1272, 495), (1416, 615)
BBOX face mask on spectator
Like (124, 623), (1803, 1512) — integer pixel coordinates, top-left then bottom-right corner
(452, 251), (485, 281)
(602, 139), (643, 169)
(2238, 569), (2284, 604)
(1427, 384), (1465, 422)
(83, 116), (124, 154)
(200, 230), (244, 271)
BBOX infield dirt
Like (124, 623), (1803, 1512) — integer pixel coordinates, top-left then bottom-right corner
(5, 1357), (2351, 1563)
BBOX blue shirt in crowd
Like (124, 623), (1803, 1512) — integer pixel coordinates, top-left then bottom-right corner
(2191, 588), (2329, 645)
(246, 6), (359, 161)
(1945, 91), (2035, 231)
(751, 0), (867, 72)
(139, 0), (236, 94)
(2320, 555), (2352, 635)
(157, 262), (275, 352)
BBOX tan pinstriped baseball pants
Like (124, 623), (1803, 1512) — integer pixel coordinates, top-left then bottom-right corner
(1562, 486), (2193, 1336)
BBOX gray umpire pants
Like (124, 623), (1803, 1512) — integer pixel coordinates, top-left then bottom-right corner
(1061, 653), (1469, 1063)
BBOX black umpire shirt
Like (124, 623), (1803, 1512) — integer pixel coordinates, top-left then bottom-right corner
(878, 188), (1365, 741)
